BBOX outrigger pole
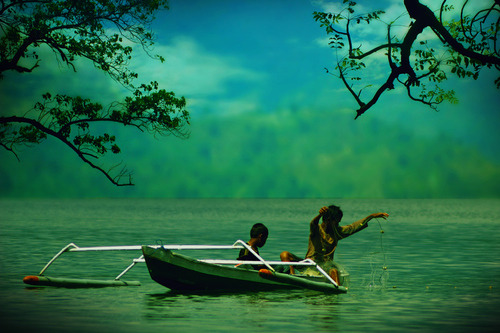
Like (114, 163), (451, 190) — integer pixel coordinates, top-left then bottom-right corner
(23, 240), (339, 289)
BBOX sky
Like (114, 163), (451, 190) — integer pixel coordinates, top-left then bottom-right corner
(142, 0), (500, 147)
(0, 0), (499, 198)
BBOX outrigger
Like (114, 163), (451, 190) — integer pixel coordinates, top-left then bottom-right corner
(23, 240), (347, 293)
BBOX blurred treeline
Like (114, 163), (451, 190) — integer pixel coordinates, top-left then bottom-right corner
(1, 107), (499, 198)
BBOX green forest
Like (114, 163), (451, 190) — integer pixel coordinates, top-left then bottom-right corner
(1, 106), (499, 198)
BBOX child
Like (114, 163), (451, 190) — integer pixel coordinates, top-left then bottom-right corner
(280, 205), (389, 284)
(237, 223), (268, 269)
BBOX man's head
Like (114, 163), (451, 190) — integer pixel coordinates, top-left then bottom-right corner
(323, 205), (343, 224)
(250, 223), (269, 248)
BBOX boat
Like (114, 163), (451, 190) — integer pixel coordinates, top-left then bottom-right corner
(142, 240), (348, 294)
(22, 240), (347, 293)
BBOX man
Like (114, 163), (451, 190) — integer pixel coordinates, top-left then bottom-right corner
(280, 205), (389, 284)
(237, 223), (269, 270)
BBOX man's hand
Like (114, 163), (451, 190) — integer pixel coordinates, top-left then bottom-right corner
(371, 212), (389, 220)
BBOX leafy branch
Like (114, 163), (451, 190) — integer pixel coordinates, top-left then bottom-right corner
(0, 1), (190, 186)
(0, 82), (189, 185)
(314, 0), (500, 119)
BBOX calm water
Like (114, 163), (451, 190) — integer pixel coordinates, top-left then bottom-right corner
(1, 198), (499, 332)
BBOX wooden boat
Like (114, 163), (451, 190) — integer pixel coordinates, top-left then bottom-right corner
(22, 240), (347, 293)
(142, 244), (348, 294)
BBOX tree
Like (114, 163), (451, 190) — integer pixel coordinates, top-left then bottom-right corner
(314, 0), (500, 119)
(0, 0), (190, 186)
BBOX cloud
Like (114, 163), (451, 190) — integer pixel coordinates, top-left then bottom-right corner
(129, 36), (266, 114)
(0, 34), (268, 119)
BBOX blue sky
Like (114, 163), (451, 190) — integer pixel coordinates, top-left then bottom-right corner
(142, 0), (498, 153)
(2, 0), (497, 139)
(147, 0), (334, 114)
(0, 0), (499, 197)
(140, 0), (499, 144)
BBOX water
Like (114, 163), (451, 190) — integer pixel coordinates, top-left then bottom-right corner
(1, 198), (499, 332)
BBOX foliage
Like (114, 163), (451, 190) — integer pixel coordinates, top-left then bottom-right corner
(313, 0), (500, 119)
(2, 106), (499, 198)
(0, 0), (190, 186)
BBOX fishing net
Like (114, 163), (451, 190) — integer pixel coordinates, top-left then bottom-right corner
(363, 219), (389, 289)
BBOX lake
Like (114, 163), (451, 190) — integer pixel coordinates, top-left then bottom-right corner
(1, 198), (499, 332)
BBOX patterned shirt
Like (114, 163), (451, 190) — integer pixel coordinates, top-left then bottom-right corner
(305, 219), (368, 263)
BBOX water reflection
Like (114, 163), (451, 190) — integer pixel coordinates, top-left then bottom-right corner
(142, 289), (345, 331)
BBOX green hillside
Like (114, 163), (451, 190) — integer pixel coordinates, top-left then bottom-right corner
(1, 107), (499, 198)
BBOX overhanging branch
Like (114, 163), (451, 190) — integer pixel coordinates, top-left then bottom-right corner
(0, 116), (133, 186)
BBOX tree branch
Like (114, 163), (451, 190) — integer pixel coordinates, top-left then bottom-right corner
(0, 116), (132, 186)
(355, 69), (401, 119)
(335, 67), (365, 109)
(353, 21), (426, 118)
(406, 0), (500, 66)
(0, 141), (20, 161)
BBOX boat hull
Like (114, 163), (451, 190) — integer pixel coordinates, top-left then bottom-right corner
(142, 246), (347, 293)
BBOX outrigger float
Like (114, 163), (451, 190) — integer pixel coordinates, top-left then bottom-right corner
(23, 240), (347, 293)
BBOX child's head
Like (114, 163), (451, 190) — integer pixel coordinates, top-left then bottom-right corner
(250, 223), (268, 247)
(323, 205), (343, 224)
